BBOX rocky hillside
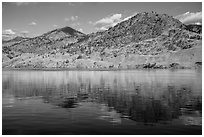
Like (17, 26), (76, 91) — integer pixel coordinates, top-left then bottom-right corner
(2, 12), (202, 69)
(185, 24), (202, 34)
(3, 27), (86, 58)
(3, 36), (30, 47)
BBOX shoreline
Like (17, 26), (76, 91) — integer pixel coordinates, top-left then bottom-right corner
(2, 67), (201, 71)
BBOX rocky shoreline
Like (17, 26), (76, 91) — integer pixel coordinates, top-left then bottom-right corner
(3, 62), (202, 71)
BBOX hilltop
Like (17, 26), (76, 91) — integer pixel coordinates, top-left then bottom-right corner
(2, 12), (202, 69)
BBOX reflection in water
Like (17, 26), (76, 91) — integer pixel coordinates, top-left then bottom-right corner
(2, 70), (202, 134)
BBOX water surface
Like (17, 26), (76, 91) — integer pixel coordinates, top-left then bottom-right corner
(2, 70), (202, 135)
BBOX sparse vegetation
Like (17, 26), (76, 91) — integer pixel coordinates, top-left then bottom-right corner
(2, 12), (202, 69)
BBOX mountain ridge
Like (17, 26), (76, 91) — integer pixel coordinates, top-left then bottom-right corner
(2, 12), (202, 69)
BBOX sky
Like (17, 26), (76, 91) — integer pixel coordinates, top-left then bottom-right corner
(2, 2), (202, 38)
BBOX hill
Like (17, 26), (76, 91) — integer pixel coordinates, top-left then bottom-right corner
(3, 36), (31, 47)
(2, 12), (202, 69)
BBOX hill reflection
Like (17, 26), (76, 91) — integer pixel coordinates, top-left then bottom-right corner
(2, 70), (202, 124)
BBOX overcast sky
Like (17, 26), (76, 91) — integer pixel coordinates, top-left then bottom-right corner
(2, 2), (202, 38)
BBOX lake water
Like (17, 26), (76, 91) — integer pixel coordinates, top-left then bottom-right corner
(2, 70), (202, 135)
